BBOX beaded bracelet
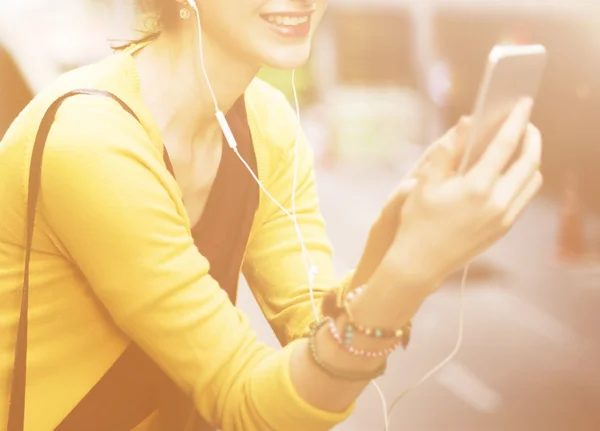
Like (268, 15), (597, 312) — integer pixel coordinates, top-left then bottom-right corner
(307, 318), (387, 381)
(327, 318), (404, 358)
(322, 284), (412, 348)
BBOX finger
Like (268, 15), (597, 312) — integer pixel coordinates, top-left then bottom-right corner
(520, 123), (543, 167)
(466, 98), (533, 189)
(490, 124), (542, 209)
(442, 116), (472, 172)
(469, 171), (542, 262)
(422, 119), (471, 186)
(407, 117), (471, 179)
(453, 116), (472, 156)
(502, 171), (543, 227)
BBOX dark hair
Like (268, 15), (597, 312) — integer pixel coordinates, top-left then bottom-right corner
(112, 0), (181, 50)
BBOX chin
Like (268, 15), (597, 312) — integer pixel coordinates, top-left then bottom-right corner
(249, 7), (323, 70)
(259, 43), (313, 70)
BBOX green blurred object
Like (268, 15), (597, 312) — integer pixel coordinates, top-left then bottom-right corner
(257, 65), (313, 104)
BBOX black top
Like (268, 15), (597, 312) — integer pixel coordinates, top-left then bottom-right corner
(54, 95), (259, 431)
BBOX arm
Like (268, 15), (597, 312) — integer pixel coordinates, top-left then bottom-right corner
(240, 88), (435, 412)
(41, 97), (430, 430)
(241, 116), (350, 346)
(241, 87), (413, 346)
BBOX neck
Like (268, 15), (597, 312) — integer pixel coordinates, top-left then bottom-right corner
(134, 25), (259, 145)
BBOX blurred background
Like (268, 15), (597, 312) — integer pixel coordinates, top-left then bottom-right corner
(1, 0), (599, 430)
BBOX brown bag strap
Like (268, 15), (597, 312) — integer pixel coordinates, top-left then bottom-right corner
(6, 89), (173, 431)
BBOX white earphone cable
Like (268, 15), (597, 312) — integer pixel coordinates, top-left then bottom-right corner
(186, 2), (469, 429)
(385, 129), (478, 426)
(231, 143), (319, 322)
(385, 265), (469, 427)
(290, 68), (320, 321)
(188, 0), (219, 113)
(188, 4), (318, 321)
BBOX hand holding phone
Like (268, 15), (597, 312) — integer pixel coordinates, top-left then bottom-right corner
(389, 103), (542, 288)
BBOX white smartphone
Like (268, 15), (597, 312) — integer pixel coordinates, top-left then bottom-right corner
(459, 44), (548, 173)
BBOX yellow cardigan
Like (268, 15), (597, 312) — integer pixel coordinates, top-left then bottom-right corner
(0, 51), (353, 430)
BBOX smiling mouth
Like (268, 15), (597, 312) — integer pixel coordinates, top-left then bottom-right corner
(261, 14), (309, 27)
(259, 11), (314, 38)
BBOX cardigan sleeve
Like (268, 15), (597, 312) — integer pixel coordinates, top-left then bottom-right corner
(39, 95), (353, 431)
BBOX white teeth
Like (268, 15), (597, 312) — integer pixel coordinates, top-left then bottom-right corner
(264, 14), (309, 27)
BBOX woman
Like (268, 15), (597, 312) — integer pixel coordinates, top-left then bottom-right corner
(0, 1), (542, 430)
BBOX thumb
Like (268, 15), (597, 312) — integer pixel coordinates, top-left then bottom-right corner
(407, 122), (464, 178)
(420, 117), (470, 186)
(380, 178), (418, 221)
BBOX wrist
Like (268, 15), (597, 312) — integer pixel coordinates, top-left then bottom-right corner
(314, 319), (389, 375)
(349, 242), (440, 327)
(383, 231), (445, 291)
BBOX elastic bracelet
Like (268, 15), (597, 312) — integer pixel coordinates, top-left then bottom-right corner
(344, 285), (412, 346)
(323, 284), (413, 348)
(327, 318), (404, 358)
(308, 319), (387, 382)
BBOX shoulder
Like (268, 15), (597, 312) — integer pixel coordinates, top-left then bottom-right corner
(244, 77), (317, 186)
(42, 92), (155, 164)
(245, 77), (299, 154)
(0, 54), (158, 185)
(22, 55), (163, 165)
(24, 87), (166, 210)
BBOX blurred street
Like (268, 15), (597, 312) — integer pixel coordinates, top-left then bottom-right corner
(238, 152), (600, 431)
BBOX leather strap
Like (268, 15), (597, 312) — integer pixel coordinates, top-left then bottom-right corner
(6, 89), (168, 431)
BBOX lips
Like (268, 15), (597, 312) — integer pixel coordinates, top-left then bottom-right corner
(259, 11), (314, 38)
